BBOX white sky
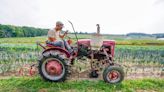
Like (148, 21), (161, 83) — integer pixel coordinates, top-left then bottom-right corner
(0, 0), (164, 34)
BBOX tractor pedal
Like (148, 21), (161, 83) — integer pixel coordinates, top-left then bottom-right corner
(89, 70), (99, 78)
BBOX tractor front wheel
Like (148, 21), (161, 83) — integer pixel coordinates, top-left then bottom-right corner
(103, 66), (124, 84)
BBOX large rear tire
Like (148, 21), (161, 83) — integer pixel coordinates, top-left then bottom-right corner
(38, 52), (68, 82)
(103, 66), (124, 84)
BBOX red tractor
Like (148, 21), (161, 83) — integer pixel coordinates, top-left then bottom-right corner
(37, 22), (124, 84)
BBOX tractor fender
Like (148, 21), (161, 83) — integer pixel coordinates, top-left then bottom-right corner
(42, 47), (70, 58)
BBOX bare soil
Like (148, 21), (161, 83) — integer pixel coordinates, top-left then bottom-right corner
(0, 64), (164, 80)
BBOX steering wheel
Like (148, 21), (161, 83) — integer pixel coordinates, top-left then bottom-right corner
(65, 35), (71, 40)
(64, 34), (73, 45)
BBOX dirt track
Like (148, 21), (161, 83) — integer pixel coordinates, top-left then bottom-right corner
(0, 63), (164, 80)
(0, 69), (164, 80)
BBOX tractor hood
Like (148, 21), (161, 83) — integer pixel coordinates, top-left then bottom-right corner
(77, 39), (115, 46)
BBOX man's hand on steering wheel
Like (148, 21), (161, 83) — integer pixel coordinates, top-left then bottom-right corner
(64, 30), (69, 36)
(64, 30), (73, 44)
(60, 30), (69, 39)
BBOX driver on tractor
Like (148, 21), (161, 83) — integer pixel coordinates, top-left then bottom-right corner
(47, 21), (73, 54)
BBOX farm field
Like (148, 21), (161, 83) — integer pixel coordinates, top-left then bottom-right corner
(0, 34), (164, 45)
(0, 35), (164, 92)
(1, 0), (164, 91)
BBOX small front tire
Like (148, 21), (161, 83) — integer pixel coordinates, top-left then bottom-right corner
(103, 66), (124, 84)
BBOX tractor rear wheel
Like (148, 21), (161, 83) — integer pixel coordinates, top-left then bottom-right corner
(103, 66), (124, 84)
(38, 53), (68, 82)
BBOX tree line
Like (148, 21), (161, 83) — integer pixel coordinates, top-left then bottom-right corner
(0, 24), (48, 38)
(127, 33), (164, 38)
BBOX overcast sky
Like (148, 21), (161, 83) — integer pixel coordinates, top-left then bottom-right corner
(0, 0), (164, 34)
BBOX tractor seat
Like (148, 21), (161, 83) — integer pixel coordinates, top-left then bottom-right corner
(46, 42), (63, 48)
(46, 41), (59, 47)
(46, 44), (55, 47)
